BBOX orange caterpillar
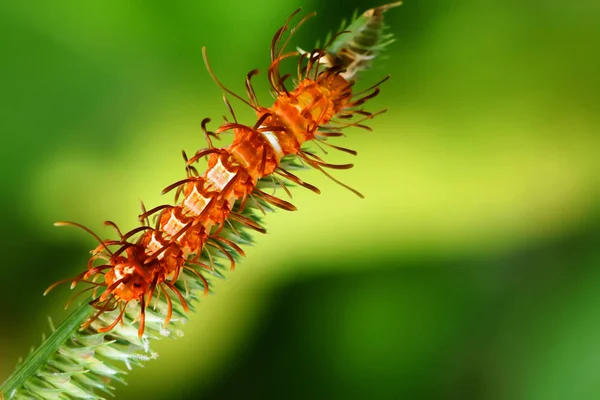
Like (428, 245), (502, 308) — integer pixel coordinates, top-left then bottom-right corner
(46, 7), (393, 338)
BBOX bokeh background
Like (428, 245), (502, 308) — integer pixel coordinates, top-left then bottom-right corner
(1, 0), (599, 399)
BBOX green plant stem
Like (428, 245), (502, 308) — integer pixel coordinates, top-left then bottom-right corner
(0, 302), (93, 398)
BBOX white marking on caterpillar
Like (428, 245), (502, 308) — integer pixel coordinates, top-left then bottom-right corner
(205, 158), (236, 191)
(163, 212), (186, 237)
(259, 127), (284, 158)
(145, 233), (164, 259)
(183, 185), (210, 216)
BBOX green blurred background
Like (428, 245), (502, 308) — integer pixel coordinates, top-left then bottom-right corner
(1, 0), (599, 399)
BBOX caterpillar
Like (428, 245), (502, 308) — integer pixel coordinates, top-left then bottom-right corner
(45, 3), (400, 338)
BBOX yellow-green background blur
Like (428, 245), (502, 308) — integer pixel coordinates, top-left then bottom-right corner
(1, 1), (599, 399)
